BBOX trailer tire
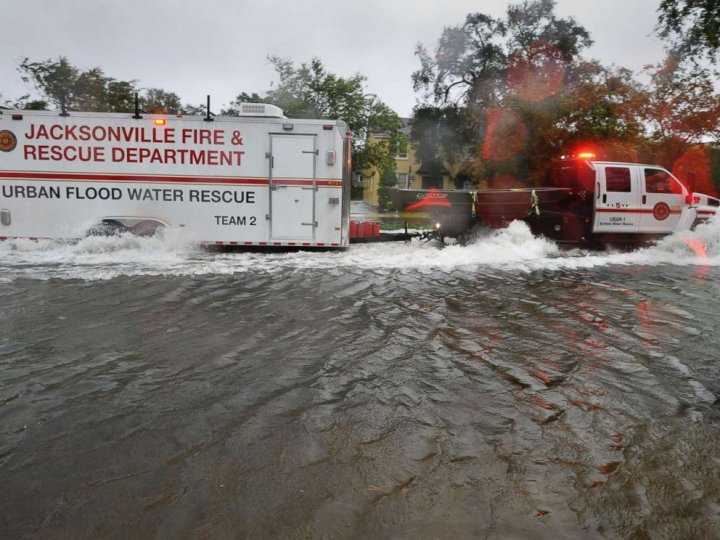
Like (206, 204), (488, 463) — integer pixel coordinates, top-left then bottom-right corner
(87, 219), (128, 237)
(130, 220), (164, 237)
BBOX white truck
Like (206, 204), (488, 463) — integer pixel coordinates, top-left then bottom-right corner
(0, 104), (352, 247)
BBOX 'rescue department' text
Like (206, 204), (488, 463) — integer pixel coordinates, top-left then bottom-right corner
(20, 124), (245, 167)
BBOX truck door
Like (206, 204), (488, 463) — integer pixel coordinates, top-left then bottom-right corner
(269, 135), (316, 240)
(637, 167), (685, 233)
(593, 164), (640, 233)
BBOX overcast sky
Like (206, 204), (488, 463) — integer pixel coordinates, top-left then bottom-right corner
(0, 0), (667, 117)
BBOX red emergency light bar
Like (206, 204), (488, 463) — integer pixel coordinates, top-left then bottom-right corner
(560, 151), (597, 160)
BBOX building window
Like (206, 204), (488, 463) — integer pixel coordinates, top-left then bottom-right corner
(396, 172), (410, 189)
(395, 139), (408, 159)
(353, 173), (364, 187)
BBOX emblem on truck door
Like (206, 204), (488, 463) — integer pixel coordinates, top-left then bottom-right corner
(653, 202), (670, 221)
(0, 130), (17, 152)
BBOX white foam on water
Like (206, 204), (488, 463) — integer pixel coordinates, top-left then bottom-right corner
(1, 218), (719, 281)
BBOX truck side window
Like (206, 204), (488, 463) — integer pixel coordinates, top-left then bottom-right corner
(645, 168), (683, 194)
(605, 167), (631, 192)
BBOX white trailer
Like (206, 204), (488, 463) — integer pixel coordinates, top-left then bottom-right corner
(0, 104), (352, 247)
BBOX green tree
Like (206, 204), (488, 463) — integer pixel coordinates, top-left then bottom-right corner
(261, 56), (402, 175)
(512, 60), (648, 179)
(413, 0), (591, 111)
(412, 0), (595, 184)
(17, 56), (195, 115)
(142, 88), (183, 114)
(657, 0), (720, 62)
(640, 53), (720, 166)
(74, 68), (112, 112)
(19, 56), (79, 112)
(19, 56), (138, 113)
(2, 93), (48, 110)
(105, 80), (137, 113)
(377, 164), (398, 210)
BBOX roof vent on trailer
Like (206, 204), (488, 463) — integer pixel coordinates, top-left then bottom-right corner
(238, 103), (285, 118)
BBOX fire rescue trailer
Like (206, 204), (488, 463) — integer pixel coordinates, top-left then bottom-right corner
(0, 103), (358, 247)
(391, 154), (720, 248)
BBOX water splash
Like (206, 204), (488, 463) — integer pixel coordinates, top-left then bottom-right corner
(0, 218), (718, 282)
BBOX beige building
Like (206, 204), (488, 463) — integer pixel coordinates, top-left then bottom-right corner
(360, 119), (457, 208)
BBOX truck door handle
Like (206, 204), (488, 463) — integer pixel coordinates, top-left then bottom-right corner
(602, 194), (607, 203)
(642, 195), (647, 204)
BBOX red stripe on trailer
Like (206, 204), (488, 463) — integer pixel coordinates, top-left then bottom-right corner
(0, 171), (343, 187)
(272, 179), (342, 187)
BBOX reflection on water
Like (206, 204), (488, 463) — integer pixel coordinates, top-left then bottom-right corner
(1, 221), (719, 538)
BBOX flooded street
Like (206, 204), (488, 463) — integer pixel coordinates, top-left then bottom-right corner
(1, 220), (720, 539)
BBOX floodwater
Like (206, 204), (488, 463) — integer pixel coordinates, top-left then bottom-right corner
(1, 219), (719, 539)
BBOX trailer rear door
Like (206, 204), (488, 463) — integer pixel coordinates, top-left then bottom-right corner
(270, 135), (316, 240)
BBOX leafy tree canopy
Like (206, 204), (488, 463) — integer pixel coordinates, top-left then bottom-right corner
(17, 56), (194, 114)
(412, 0), (592, 111)
(409, 0), (720, 185)
(229, 56), (402, 174)
(657, 0), (720, 63)
(411, 0), (600, 183)
(640, 52), (720, 165)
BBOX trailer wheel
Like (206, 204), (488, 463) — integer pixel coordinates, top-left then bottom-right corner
(86, 219), (128, 237)
(130, 220), (164, 237)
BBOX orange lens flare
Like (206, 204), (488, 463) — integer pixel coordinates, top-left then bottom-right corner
(683, 238), (708, 258)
